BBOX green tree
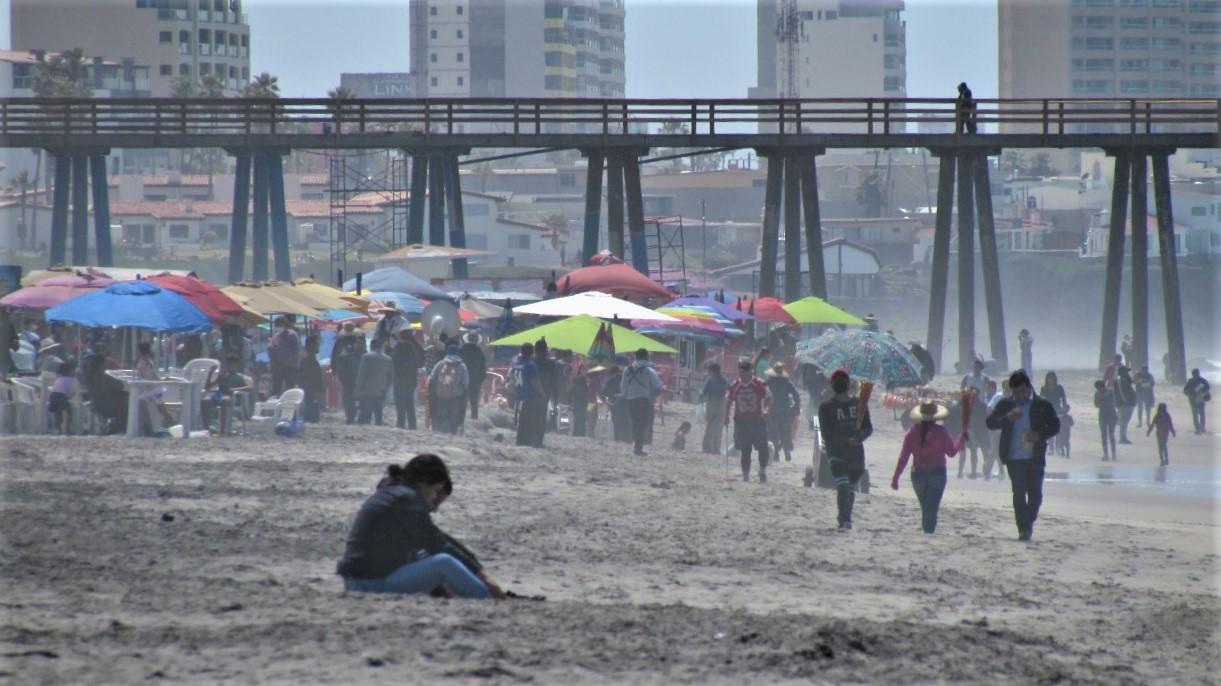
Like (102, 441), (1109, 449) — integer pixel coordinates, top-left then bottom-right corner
(855, 171), (887, 218)
(1026, 153), (1059, 178)
(199, 74), (225, 98)
(242, 72), (280, 98)
(169, 75), (197, 97)
(32, 48), (91, 97)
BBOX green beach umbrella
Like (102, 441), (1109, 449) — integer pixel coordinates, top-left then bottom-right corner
(782, 296), (866, 325)
(489, 314), (676, 355)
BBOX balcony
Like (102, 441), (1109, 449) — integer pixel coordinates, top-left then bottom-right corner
(200, 44), (212, 56)
(158, 9), (189, 20)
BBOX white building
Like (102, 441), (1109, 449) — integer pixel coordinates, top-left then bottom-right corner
(712, 238), (883, 297)
(750, 0), (906, 132)
(409, 0), (624, 98)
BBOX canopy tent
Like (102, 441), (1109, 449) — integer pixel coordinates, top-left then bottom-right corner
(0, 272), (114, 310)
(448, 290), (542, 306)
(361, 291), (426, 315)
(733, 297), (797, 324)
(782, 296), (866, 326)
(374, 243), (493, 263)
(490, 314), (676, 355)
(20, 266), (192, 286)
(458, 293), (505, 320)
(661, 293), (754, 323)
(222, 282), (319, 317)
(514, 291), (678, 322)
(557, 263), (674, 301)
(638, 305), (744, 338)
(292, 278), (368, 311)
(147, 274), (248, 325)
(45, 280), (213, 333)
(342, 267), (452, 302)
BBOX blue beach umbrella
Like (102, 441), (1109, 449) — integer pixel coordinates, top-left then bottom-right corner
(46, 280), (213, 333)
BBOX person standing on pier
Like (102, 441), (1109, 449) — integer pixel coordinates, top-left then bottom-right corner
(955, 82), (977, 134)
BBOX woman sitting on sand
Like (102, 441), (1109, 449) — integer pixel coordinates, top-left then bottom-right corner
(890, 401), (968, 534)
(337, 454), (505, 599)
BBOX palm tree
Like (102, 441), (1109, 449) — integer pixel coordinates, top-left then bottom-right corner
(199, 74), (226, 98)
(7, 172), (32, 250)
(327, 85), (356, 134)
(243, 72), (280, 98)
(32, 48), (91, 97)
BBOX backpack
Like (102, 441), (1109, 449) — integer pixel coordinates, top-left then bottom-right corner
(434, 359), (465, 399)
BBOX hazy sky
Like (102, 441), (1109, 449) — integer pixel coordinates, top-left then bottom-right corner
(245, 0), (998, 99)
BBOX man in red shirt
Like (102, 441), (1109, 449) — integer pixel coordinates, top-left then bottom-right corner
(726, 359), (773, 483)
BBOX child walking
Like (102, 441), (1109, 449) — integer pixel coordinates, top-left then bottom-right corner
(48, 360), (79, 435)
(1145, 403), (1176, 466)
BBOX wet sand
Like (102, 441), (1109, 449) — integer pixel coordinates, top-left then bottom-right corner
(1, 370), (1218, 684)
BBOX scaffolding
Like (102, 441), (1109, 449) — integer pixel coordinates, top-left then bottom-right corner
(327, 151), (409, 282)
(643, 215), (687, 291)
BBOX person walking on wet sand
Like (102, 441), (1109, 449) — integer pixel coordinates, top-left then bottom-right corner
(955, 82), (977, 135)
(727, 359), (772, 483)
(765, 362), (801, 463)
(1094, 379), (1119, 461)
(819, 370), (873, 531)
(986, 370), (1060, 541)
(1146, 403), (1176, 466)
(1183, 368), (1210, 435)
(891, 400), (968, 534)
(355, 338), (392, 426)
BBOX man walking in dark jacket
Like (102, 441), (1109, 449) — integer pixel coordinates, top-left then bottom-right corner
(459, 331), (487, 420)
(819, 370), (873, 530)
(391, 329), (423, 429)
(331, 322), (366, 424)
(986, 370), (1061, 541)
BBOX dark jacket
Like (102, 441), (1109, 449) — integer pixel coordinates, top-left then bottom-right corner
(391, 338), (423, 386)
(766, 375), (802, 417)
(985, 394), (1061, 466)
(459, 342), (487, 384)
(331, 334), (366, 382)
(818, 396), (873, 461)
(337, 483), (481, 579)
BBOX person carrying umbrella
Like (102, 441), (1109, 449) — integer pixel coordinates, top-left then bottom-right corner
(726, 359), (772, 483)
(818, 370), (873, 531)
(890, 401), (968, 534)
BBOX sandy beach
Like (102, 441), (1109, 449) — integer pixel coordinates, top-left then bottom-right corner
(2, 370), (1218, 684)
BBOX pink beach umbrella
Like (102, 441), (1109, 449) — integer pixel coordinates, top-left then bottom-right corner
(0, 273), (114, 310)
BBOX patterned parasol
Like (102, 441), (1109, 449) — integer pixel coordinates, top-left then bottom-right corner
(796, 329), (924, 388)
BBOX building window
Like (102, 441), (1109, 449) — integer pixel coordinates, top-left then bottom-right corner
(825, 10), (836, 19)
(1121, 59), (1149, 71)
(1121, 0), (1146, 6)
(160, 64), (173, 76)
(199, 63), (211, 75)
(508, 234), (530, 249)
(1189, 21), (1221, 33)
(1190, 41), (1221, 54)
(465, 234), (488, 250)
(457, 29), (463, 38)
(179, 64), (191, 76)
(430, 53), (437, 63)
(241, 67), (249, 80)
(456, 52), (464, 62)
(1152, 37), (1182, 50)
(1152, 16), (1182, 29)
(159, 31), (172, 43)
(430, 29), (437, 39)
(1120, 16), (1148, 29)
(1120, 79), (1150, 93)
(430, 76), (438, 87)
(430, 5), (437, 15)
(168, 225), (190, 240)
(457, 76), (464, 85)
(1121, 37), (1150, 49)
(456, 4), (463, 14)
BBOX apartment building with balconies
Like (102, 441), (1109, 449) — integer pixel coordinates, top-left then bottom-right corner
(12, 0), (252, 96)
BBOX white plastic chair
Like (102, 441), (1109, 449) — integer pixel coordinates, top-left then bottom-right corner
(252, 388), (305, 424)
(9, 379), (40, 434)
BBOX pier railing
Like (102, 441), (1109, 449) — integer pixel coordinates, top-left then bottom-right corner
(1, 97), (1216, 141)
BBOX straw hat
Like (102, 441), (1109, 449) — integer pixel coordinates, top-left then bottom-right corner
(38, 338), (61, 353)
(910, 400), (949, 422)
(766, 362), (787, 378)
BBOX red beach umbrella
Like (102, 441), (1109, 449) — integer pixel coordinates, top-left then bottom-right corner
(147, 274), (247, 324)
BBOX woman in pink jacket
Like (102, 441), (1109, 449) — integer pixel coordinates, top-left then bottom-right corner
(891, 401), (969, 534)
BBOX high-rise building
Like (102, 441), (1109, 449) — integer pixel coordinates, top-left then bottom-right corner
(999, 0), (1220, 127)
(11, 0), (252, 96)
(409, 0), (625, 98)
(749, 0), (906, 108)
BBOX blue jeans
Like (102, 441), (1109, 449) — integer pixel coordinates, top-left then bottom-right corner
(1005, 459), (1045, 534)
(911, 466), (947, 533)
(342, 554), (490, 599)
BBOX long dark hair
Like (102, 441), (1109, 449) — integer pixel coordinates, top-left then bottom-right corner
(382, 453), (451, 491)
(919, 420), (933, 445)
